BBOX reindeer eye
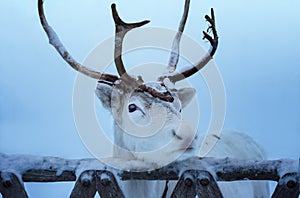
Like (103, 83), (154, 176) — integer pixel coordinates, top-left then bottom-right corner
(128, 104), (137, 113)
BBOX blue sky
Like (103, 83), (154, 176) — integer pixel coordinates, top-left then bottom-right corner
(1, 0), (299, 197)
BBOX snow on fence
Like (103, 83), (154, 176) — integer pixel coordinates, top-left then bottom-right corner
(0, 153), (299, 198)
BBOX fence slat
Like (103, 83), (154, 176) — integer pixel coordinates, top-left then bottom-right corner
(271, 173), (299, 198)
(70, 170), (96, 198)
(96, 171), (125, 198)
(1, 154), (299, 197)
(171, 170), (223, 198)
(22, 170), (76, 182)
(196, 170), (223, 198)
(0, 172), (28, 198)
(171, 170), (196, 198)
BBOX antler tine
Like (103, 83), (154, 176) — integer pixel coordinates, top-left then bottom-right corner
(167, 0), (191, 72)
(164, 8), (219, 83)
(38, 0), (118, 83)
(111, 4), (174, 102)
(111, 4), (150, 78)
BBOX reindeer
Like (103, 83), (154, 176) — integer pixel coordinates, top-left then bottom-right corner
(38, 0), (269, 197)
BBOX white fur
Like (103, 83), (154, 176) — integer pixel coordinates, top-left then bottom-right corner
(95, 82), (269, 198)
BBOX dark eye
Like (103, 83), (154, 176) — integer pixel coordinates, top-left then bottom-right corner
(128, 104), (137, 113)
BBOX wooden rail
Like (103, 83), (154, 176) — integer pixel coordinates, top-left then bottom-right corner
(0, 153), (299, 197)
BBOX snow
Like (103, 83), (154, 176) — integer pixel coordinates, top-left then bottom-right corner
(73, 158), (106, 178)
(99, 172), (110, 181)
(1, 152), (298, 181)
(163, 78), (175, 90)
(0, 153), (75, 179)
(1, 153), (299, 198)
(276, 159), (299, 178)
(100, 158), (156, 172)
(298, 158), (300, 176)
(0, 153), (158, 180)
(79, 171), (94, 182)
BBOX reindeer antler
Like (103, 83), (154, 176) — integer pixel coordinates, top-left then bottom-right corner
(38, 0), (217, 102)
(111, 4), (174, 102)
(162, 8), (219, 83)
(111, 4), (150, 78)
(38, 0), (118, 83)
(168, 0), (191, 72)
(38, 0), (174, 102)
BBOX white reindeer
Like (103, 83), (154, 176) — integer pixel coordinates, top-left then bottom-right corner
(38, 0), (269, 197)
(95, 81), (269, 198)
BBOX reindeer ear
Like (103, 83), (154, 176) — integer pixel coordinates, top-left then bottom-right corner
(95, 83), (113, 110)
(177, 88), (195, 108)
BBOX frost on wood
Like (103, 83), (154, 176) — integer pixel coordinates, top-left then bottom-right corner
(0, 172), (28, 198)
(0, 153), (299, 197)
(0, 153), (298, 182)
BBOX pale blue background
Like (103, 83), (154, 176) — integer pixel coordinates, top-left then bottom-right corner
(1, 0), (299, 197)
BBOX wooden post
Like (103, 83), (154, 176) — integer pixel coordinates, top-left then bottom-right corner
(272, 173), (299, 198)
(1, 154), (300, 197)
(70, 170), (96, 198)
(0, 172), (28, 198)
(171, 170), (223, 197)
(196, 170), (223, 198)
(171, 170), (196, 198)
(96, 170), (125, 198)
(70, 170), (124, 198)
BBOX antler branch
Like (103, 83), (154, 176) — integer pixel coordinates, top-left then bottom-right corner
(39, 0), (175, 102)
(168, 0), (191, 72)
(38, 0), (118, 82)
(138, 84), (174, 102)
(111, 4), (150, 78)
(163, 8), (219, 83)
(111, 4), (174, 102)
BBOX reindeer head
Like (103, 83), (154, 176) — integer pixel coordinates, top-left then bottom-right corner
(38, 0), (218, 165)
(96, 80), (195, 124)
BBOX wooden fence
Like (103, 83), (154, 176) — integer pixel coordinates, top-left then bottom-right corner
(0, 154), (299, 197)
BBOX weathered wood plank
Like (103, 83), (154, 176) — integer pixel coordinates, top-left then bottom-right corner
(96, 171), (125, 198)
(0, 172), (28, 198)
(196, 170), (223, 198)
(70, 170), (96, 198)
(171, 170), (196, 198)
(272, 173), (299, 198)
(22, 170), (76, 182)
(170, 170), (223, 198)
(0, 153), (299, 197)
(1, 154), (298, 183)
(120, 158), (297, 182)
